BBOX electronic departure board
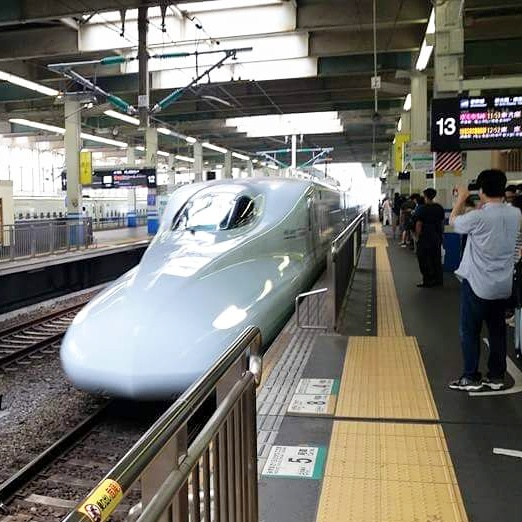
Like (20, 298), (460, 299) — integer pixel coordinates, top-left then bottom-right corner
(431, 95), (522, 152)
(62, 167), (157, 190)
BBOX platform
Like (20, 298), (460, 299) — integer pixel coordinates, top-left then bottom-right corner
(0, 227), (150, 313)
(258, 225), (522, 522)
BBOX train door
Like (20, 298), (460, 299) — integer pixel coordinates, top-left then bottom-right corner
(306, 191), (318, 261)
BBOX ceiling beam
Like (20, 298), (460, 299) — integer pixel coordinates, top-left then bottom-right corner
(0, 26), (78, 61)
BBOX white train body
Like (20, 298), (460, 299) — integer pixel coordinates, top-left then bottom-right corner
(61, 178), (348, 399)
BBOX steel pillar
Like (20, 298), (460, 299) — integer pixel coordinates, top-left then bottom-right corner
(64, 98), (82, 221)
(224, 151), (232, 179)
(193, 142), (203, 182)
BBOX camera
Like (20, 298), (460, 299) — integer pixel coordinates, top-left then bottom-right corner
(468, 182), (479, 192)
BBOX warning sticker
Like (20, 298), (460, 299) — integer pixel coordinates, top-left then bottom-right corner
(262, 445), (326, 479)
(287, 394), (336, 415)
(295, 378), (336, 395)
(78, 479), (123, 522)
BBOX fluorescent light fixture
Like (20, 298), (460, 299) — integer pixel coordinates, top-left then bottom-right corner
(186, 136), (197, 144)
(226, 112), (342, 137)
(416, 9), (435, 71)
(252, 159), (259, 164)
(232, 152), (249, 160)
(104, 110), (140, 125)
(135, 146), (145, 151)
(403, 93), (412, 111)
(267, 164), (278, 170)
(427, 8), (435, 34)
(179, 0), (281, 13)
(397, 117), (403, 132)
(9, 118), (65, 135)
(0, 71), (59, 97)
(157, 127), (171, 135)
(157, 150), (170, 157)
(202, 142), (228, 154)
(175, 154), (195, 163)
(81, 132), (128, 148)
(215, 164), (224, 169)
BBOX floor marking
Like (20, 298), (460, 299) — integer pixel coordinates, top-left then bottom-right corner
(493, 447), (522, 459)
(469, 338), (522, 396)
(262, 445), (326, 479)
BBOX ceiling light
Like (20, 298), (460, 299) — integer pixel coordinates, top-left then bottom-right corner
(157, 127), (172, 135)
(135, 146), (145, 151)
(157, 150), (170, 157)
(215, 164), (224, 169)
(232, 152), (249, 160)
(104, 110), (140, 126)
(403, 93), (412, 111)
(186, 136), (197, 144)
(202, 142), (228, 153)
(226, 112), (342, 137)
(0, 71), (59, 97)
(81, 132), (128, 148)
(9, 118), (65, 134)
(416, 9), (435, 71)
(397, 117), (403, 132)
(252, 159), (259, 164)
(175, 154), (195, 163)
(267, 164), (278, 170)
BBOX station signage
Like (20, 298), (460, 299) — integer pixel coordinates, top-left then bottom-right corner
(62, 167), (157, 190)
(431, 95), (522, 152)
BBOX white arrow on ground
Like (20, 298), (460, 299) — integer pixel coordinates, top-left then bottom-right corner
(493, 448), (522, 459)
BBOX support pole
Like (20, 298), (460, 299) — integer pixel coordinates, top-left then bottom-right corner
(193, 142), (203, 182)
(410, 73), (428, 194)
(224, 151), (232, 179)
(127, 147), (137, 227)
(146, 127), (159, 234)
(64, 98), (82, 227)
(291, 135), (297, 174)
(138, 6), (149, 129)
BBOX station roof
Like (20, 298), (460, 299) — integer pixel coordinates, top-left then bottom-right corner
(0, 0), (521, 165)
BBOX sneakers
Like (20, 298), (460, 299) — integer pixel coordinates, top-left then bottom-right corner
(448, 376), (483, 391)
(482, 377), (506, 391)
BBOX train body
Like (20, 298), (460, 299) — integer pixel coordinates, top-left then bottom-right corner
(60, 177), (351, 399)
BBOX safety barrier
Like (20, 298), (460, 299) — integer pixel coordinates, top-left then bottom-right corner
(295, 288), (329, 331)
(0, 221), (93, 262)
(62, 326), (262, 522)
(92, 215), (147, 231)
(295, 207), (369, 332)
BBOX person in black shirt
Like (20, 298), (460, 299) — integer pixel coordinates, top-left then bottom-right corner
(414, 188), (445, 288)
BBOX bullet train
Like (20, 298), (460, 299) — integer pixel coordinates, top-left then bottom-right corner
(60, 177), (352, 399)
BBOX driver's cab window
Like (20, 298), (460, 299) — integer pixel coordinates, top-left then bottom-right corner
(172, 191), (255, 232)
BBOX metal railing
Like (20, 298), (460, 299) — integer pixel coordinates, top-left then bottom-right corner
(92, 215), (147, 231)
(295, 288), (329, 331)
(0, 221), (94, 262)
(62, 326), (262, 522)
(295, 208), (369, 333)
(330, 208), (368, 330)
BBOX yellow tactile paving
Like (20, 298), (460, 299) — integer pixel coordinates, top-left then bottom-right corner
(335, 336), (439, 420)
(316, 421), (468, 522)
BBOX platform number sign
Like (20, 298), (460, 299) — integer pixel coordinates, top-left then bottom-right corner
(431, 97), (461, 152)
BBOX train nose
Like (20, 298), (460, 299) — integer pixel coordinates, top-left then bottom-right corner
(61, 326), (201, 399)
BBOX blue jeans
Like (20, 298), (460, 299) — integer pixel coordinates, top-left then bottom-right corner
(460, 279), (507, 380)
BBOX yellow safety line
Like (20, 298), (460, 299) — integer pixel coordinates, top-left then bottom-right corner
(315, 224), (468, 522)
(335, 337), (439, 420)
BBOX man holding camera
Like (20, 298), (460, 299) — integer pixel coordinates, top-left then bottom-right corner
(449, 169), (520, 391)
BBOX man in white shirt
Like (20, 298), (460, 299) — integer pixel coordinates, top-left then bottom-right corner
(449, 169), (520, 391)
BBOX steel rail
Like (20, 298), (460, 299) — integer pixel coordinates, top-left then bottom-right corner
(0, 402), (112, 510)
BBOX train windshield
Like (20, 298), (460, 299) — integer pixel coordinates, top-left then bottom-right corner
(172, 191), (255, 232)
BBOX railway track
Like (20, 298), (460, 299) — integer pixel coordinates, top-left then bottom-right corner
(0, 401), (171, 522)
(0, 305), (85, 370)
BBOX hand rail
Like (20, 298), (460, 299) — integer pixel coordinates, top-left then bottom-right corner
(331, 207), (369, 258)
(295, 288), (328, 330)
(62, 325), (262, 522)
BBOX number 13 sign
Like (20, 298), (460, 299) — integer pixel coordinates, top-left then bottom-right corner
(431, 97), (461, 152)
